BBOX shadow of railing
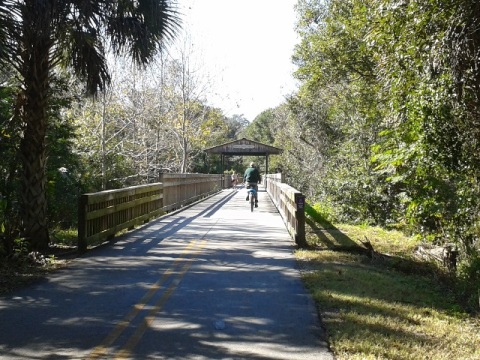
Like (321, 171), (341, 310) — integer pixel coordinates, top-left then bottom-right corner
(304, 204), (366, 254)
(303, 204), (442, 277)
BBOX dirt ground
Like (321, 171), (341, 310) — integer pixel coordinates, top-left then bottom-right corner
(0, 246), (78, 295)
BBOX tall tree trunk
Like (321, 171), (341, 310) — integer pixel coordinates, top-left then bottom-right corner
(19, 4), (52, 251)
(182, 137), (188, 173)
(20, 114), (49, 251)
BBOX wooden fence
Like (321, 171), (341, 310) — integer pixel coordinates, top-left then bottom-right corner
(78, 174), (224, 252)
(265, 173), (307, 248)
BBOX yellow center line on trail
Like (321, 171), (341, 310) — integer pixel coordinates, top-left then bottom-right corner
(114, 239), (207, 360)
(86, 237), (204, 360)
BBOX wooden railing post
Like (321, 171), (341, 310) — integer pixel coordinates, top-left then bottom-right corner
(294, 193), (306, 248)
(77, 194), (88, 253)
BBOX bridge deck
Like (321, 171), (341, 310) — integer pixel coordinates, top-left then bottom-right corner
(0, 186), (333, 359)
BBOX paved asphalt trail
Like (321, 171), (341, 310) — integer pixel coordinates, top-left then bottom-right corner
(0, 187), (334, 360)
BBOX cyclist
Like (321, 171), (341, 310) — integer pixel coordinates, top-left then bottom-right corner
(243, 162), (261, 207)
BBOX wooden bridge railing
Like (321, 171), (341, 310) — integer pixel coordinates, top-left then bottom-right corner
(265, 173), (306, 248)
(77, 173), (224, 252)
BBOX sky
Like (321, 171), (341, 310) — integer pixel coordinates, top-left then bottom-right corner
(175, 0), (300, 121)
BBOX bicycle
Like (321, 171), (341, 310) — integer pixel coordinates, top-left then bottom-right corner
(246, 184), (257, 212)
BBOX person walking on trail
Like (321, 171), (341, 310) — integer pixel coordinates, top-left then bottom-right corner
(231, 172), (238, 189)
(244, 162), (261, 207)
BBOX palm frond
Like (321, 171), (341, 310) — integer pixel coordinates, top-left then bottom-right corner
(107, 0), (181, 64)
(0, 0), (20, 66)
(58, 25), (110, 94)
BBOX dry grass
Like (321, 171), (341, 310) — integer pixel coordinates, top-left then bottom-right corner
(297, 222), (480, 360)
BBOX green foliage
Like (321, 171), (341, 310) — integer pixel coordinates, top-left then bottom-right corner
(254, 0), (480, 297)
(242, 108), (286, 172)
(367, 0), (480, 260)
(0, 80), (22, 256)
(44, 76), (86, 228)
(242, 109), (276, 144)
(305, 202), (338, 229)
(456, 254), (480, 312)
(225, 114), (249, 140)
(281, 0), (393, 228)
(13, 238), (30, 258)
(50, 228), (78, 247)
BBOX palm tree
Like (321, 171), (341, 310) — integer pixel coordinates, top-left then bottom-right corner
(0, 0), (180, 251)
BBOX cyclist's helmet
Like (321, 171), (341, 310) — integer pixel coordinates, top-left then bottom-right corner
(250, 162), (255, 167)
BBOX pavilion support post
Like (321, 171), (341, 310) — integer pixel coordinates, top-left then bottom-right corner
(264, 155), (269, 187)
